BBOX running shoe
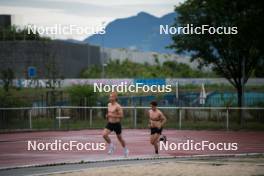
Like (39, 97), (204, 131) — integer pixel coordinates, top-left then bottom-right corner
(108, 143), (115, 155)
(124, 148), (129, 157)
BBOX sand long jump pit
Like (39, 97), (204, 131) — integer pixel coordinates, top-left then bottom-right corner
(52, 156), (264, 176)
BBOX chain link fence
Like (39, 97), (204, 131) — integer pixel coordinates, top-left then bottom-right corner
(0, 106), (263, 131)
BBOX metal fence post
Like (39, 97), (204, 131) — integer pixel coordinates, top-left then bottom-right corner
(179, 108), (182, 130)
(134, 107), (137, 128)
(29, 109), (32, 129)
(89, 108), (93, 128)
(58, 107), (61, 129)
(2, 106), (263, 131)
(226, 108), (229, 130)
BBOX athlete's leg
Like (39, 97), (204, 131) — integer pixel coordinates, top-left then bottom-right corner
(117, 134), (129, 157)
(102, 128), (112, 144)
(150, 133), (160, 154)
(153, 133), (161, 144)
(115, 122), (129, 157)
(150, 134), (155, 145)
(114, 123), (126, 148)
(116, 134), (126, 148)
(103, 128), (115, 155)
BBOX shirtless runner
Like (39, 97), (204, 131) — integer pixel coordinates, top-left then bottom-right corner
(102, 92), (129, 157)
(148, 101), (167, 155)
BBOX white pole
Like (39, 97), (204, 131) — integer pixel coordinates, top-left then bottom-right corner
(226, 108), (229, 130)
(29, 109), (32, 129)
(89, 109), (93, 128)
(179, 109), (182, 129)
(175, 81), (179, 100)
(58, 108), (61, 129)
(200, 83), (206, 105)
(134, 108), (137, 128)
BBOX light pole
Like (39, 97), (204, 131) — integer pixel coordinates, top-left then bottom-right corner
(241, 56), (246, 126)
(242, 57), (245, 107)
(102, 63), (107, 78)
(101, 21), (106, 78)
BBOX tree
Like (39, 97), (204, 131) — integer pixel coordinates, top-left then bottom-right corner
(80, 59), (213, 78)
(254, 60), (264, 77)
(67, 85), (98, 106)
(0, 25), (49, 41)
(0, 68), (14, 92)
(170, 0), (264, 112)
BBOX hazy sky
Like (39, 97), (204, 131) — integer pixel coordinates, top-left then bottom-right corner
(0, 0), (184, 40)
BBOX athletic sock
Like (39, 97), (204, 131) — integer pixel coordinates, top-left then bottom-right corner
(109, 143), (114, 148)
(108, 143), (115, 155)
(124, 147), (129, 157)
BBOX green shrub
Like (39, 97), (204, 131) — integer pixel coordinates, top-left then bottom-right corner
(66, 85), (98, 106)
(0, 89), (31, 107)
(80, 59), (215, 78)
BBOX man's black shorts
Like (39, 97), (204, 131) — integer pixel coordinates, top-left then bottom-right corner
(150, 127), (163, 135)
(105, 122), (122, 135)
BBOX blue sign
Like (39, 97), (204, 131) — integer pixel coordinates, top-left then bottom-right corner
(28, 67), (36, 78)
(134, 79), (166, 85)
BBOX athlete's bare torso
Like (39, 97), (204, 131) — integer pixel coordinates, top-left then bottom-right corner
(107, 102), (122, 123)
(148, 109), (164, 128)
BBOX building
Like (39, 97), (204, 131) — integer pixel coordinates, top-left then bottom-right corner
(0, 40), (101, 78)
(0, 15), (11, 28)
(0, 15), (101, 78)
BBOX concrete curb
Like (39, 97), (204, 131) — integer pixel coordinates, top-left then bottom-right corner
(0, 152), (263, 171)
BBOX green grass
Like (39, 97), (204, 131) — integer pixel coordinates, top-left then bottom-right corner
(0, 118), (28, 129)
(180, 120), (226, 130)
(1, 114), (264, 131)
(32, 117), (55, 129)
(228, 121), (264, 131)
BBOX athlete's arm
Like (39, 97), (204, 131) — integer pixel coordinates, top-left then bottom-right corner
(160, 111), (167, 127)
(105, 103), (110, 119)
(117, 106), (124, 119)
(148, 110), (152, 128)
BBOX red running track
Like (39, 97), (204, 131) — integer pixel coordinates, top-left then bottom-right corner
(0, 129), (264, 169)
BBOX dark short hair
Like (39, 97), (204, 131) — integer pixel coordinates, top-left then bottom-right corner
(150, 101), (158, 106)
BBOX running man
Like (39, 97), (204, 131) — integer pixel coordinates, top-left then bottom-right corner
(148, 101), (167, 155)
(102, 92), (129, 157)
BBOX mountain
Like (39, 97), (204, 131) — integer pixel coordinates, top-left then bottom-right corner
(64, 39), (86, 44)
(84, 12), (177, 54)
